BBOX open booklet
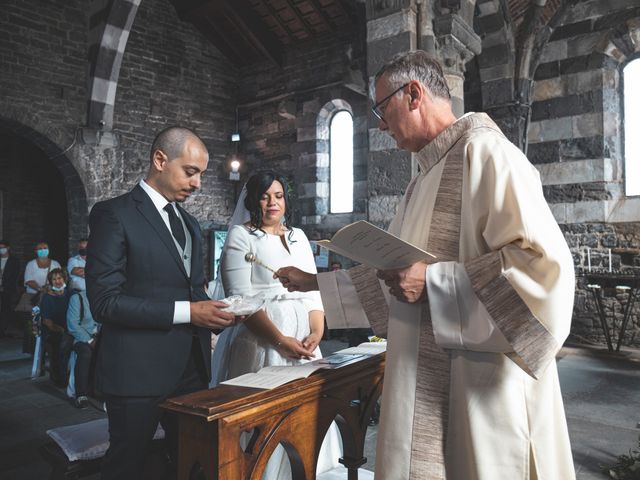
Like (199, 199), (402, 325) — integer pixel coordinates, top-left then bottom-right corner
(221, 342), (387, 390)
(315, 220), (436, 270)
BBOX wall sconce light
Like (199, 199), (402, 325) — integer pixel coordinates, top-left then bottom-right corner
(231, 133), (240, 142)
(229, 158), (241, 181)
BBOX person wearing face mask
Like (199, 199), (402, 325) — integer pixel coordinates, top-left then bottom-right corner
(23, 241), (61, 299)
(40, 268), (73, 387)
(0, 240), (20, 337)
(67, 238), (88, 291)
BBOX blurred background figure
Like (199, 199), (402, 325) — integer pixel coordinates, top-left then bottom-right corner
(66, 288), (98, 408)
(0, 240), (20, 337)
(23, 241), (61, 301)
(67, 238), (88, 292)
(40, 268), (72, 387)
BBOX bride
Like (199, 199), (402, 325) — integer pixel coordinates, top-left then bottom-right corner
(212, 170), (342, 478)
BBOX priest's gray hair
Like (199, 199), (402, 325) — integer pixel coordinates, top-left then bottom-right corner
(372, 50), (451, 101)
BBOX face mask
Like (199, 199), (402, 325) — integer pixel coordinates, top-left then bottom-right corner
(37, 248), (49, 258)
(78, 248), (87, 256)
(0, 248), (7, 255)
(51, 284), (66, 292)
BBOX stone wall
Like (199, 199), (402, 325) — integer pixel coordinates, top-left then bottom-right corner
(563, 223), (640, 347)
(0, 0), (238, 272)
(531, 0), (640, 347)
(235, 29), (369, 236)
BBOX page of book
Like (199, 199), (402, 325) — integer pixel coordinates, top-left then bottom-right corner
(220, 363), (322, 389)
(316, 220), (435, 270)
(337, 342), (387, 356)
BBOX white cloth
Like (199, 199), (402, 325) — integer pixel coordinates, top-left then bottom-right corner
(138, 179), (191, 323)
(215, 224), (342, 478)
(67, 254), (86, 291)
(24, 259), (61, 293)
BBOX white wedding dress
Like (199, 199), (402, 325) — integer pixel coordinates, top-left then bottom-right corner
(214, 224), (343, 479)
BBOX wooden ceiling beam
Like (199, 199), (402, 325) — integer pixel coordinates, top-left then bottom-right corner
(276, 0), (314, 37)
(222, 0), (284, 65)
(333, 0), (357, 23)
(306, 0), (337, 30)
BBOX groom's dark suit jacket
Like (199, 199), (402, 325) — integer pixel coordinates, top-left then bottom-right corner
(86, 185), (211, 397)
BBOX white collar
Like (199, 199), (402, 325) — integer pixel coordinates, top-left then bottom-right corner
(139, 179), (174, 213)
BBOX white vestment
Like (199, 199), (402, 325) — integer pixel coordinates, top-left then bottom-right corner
(318, 113), (576, 479)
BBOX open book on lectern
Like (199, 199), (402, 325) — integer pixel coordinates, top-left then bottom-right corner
(316, 220), (436, 270)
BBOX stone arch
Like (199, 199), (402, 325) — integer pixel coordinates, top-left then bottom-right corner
(86, 0), (142, 131)
(318, 99), (354, 213)
(298, 98), (357, 227)
(597, 18), (640, 63)
(0, 113), (89, 256)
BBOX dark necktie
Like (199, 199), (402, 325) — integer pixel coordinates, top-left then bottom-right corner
(164, 204), (186, 250)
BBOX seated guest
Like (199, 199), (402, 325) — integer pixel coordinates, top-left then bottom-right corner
(67, 238), (88, 291)
(24, 241), (61, 299)
(66, 288), (98, 408)
(40, 268), (72, 387)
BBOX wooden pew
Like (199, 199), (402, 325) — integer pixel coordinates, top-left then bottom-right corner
(160, 352), (385, 480)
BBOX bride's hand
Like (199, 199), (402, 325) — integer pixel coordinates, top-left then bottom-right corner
(275, 336), (315, 360)
(302, 332), (321, 352)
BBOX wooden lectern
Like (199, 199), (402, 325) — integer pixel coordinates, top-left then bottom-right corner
(160, 353), (385, 480)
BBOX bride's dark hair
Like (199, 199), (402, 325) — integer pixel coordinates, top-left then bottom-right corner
(244, 170), (294, 239)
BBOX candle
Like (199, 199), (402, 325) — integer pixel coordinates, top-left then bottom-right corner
(608, 248), (612, 273)
(587, 247), (591, 272)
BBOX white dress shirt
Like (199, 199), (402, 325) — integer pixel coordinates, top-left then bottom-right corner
(139, 179), (192, 324)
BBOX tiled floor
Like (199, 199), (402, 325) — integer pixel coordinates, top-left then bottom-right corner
(1, 329), (638, 479)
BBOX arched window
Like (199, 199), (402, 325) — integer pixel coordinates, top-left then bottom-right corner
(330, 110), (353, 213)
(624, 57), (640, 196)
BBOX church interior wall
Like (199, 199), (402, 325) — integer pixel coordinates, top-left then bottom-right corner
(529, 0), (640, 346)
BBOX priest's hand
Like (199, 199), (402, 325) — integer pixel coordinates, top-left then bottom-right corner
(377, 262), (428, 304)
(275, 266), (319, 292)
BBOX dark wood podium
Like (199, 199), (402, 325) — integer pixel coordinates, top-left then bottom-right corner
(160, 353), (385, 480)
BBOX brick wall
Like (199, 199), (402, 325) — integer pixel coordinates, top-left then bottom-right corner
(0, 0), (239, 276)
(563, 223), (640, 347)
(235, 29), (369, 236)
(531, 0), (640, 347)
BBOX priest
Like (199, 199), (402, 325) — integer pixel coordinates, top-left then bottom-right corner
(276, 50), (576, 480)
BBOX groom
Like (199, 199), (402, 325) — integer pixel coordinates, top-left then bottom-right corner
(86, 126), (237, 480)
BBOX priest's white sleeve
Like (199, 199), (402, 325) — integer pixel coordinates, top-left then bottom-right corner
(427, 261), (511, 352)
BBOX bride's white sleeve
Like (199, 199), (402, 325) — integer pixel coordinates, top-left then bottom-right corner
(220, 226), (253, 296)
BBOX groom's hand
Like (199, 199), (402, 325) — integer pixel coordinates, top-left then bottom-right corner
(275, 266), (319, 292)
(190, 300), (236, 329)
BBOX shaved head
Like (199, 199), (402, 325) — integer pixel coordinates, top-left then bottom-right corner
(150, 126), (206, 162)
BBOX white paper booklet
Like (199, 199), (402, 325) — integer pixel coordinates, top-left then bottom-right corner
(316, 220), (435, 270)
(221, 363), (323, 389)
(337, 342), (387, 356)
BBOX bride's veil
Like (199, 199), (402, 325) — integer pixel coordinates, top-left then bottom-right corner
(209, 185), (250, 386)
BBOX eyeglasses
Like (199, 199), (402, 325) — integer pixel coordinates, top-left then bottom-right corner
(371, 83), (410, 122)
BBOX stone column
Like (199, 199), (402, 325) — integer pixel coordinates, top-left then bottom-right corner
(365, 1), (481, 228)
(366, 0), (417, 228)
(433, 12), (481, 117)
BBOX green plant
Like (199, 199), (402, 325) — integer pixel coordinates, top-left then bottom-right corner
(603, 436), (640, 480)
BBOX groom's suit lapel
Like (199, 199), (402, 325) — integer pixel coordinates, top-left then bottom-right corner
(131, 185), (189, 280)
